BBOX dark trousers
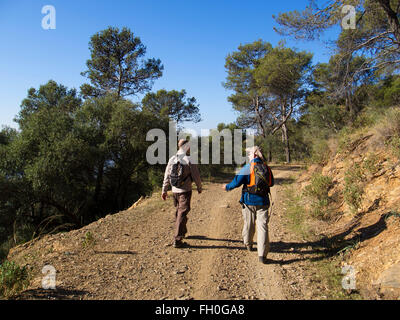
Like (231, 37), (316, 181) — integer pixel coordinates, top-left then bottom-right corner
(172, 191), (192, 242)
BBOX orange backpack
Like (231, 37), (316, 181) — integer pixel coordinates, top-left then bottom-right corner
(244, 161), (273, 196)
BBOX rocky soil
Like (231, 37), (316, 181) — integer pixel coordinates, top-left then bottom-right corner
(9, 159), (399, 300)
(9, 166), (325, 300)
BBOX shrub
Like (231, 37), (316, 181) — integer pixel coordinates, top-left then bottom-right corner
(305, 174), (334, 199)
(310, 139), (331, 165)
(337, 127), (354, 153)
(0, 260), (30, 299)
(337, 239), (361, 256)
(284, 186), (309, 238)
(382, 108), (400, 136)
(81, 231), (97, 249)
(343, 164), (364, 213)
(304, 173), (334, 219)
(353, 107), (383, 129)
(376, 108), (400, 158)
(388, 136), (400, 159)
(362, 153), (381, 176)
(0, 241), (12, 264)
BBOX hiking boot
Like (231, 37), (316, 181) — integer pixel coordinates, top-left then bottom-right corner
(246, 245), (253, 252)
(259, 256), (267, 264)
(173, 241), (187, 248)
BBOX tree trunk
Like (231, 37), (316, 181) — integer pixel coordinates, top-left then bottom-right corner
(93, 160), (105, 203)
(255, 96), (266, 138)
(281, 123), (291, 163)
(377, 0), (400, 43)
(38, 202), (44, 222)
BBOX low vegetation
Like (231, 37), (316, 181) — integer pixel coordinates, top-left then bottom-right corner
(283, 185), (309, 239)
(304, 173), (334, 219)
(81, 231), (97, 250)
(283, 174), (366, 300)
(380, 108), (400, 159)
(0, 260), (30, 299)
(343, 164), (364, 214)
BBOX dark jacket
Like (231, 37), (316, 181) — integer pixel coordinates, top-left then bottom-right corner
(225, 158), (274, 206)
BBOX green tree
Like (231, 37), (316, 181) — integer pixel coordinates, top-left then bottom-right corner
(373, 75), (400, 106)
(81, 27), (163, 98)
(74, 94), (169, 218)
(274, 0), (400, 78)
(223, 40), (273, 138)
(217, 122), (241, 132)
(142, 89), (201, 126)
(307, 54), (374, 121)
(16, 80), (81, 128)
(0, 81), (169, 251)
(254, 44), (313, 162)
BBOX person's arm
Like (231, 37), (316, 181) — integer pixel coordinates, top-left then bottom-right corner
(161, 158), (173, 199)
(224, 165), (250, 191)
(190, 163), (202, 193)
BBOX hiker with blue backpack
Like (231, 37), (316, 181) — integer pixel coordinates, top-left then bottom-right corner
(222, 146), (274, 264)
(162, 139), (202, 248)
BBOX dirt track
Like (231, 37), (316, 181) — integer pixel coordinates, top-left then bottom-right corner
(10, 165), (317, 300)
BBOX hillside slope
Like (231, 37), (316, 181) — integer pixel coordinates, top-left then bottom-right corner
(298, 130), (400, 299)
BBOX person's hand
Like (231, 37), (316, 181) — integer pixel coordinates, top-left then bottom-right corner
(221, 184), (227, 191)
(161, 192), (168, 201)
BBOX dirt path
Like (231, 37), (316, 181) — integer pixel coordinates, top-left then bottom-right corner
(10, 165), (312, 300)
(190, 170), (286, 300)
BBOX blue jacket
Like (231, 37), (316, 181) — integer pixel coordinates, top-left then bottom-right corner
(225, 158), (274, 206)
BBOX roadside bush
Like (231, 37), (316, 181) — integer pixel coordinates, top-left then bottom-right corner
(81, 231), (97, 249)
(304, 173), (334, 219)
(284, 186), (309, 238)
(310, 139), (331, 165)
(383, 108), (400, 136)
(0, 260), (30, 299)
(388, 136), (400, 158)
(343, 164), (364, 213)
(352, 106), (383, 129)
(337, 127), (354, 153)
(376, 108), (400, 158)
(0, 241), (12, 264)
(362, 153), (381, 176)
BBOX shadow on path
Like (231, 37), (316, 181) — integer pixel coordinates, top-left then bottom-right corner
(185, 244), (246, 250)
(274, 177), (296, 186)
(270, 165), (305, 172)
(16, 287), (89, 300)
(186, 235), (242, 243)
(269, 212), (390, 263)
(185, 211), (389, 263)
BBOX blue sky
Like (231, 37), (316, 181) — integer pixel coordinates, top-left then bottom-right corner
(0, 0), (339, 133)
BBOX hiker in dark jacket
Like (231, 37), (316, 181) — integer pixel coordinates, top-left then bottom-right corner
(162, 139), (202, 248)
(222, 146), (274, 264)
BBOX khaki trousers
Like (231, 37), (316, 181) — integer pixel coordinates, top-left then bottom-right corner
(242, 204), (270, 258)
